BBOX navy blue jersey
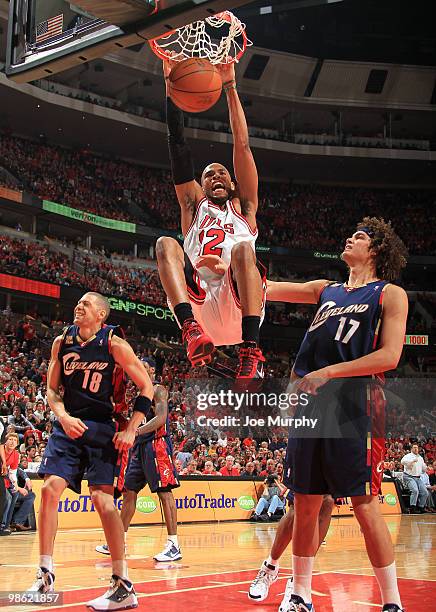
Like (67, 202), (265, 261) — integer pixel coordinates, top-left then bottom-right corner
(59, 325), (120, 422)
(293, 281), (388, 377)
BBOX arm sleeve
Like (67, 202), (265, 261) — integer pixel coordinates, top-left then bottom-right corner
(166, 97), (195, 185)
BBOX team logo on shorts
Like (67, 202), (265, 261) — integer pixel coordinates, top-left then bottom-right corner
(376, 461), (384, 473)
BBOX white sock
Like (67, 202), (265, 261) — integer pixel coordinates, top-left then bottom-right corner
(266, 555), (279, 568)
(292, 555), (314, 603)
(168, 535), (179, 547)
(112, 560), (128, 581)
(373, 561), (402, 607)
(39, 555), (53, 573)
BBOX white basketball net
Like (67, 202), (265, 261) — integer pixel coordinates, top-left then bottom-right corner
(149, 11), (252, 64)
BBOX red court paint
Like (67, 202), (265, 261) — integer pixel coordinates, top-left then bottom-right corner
(31, 570), (436, 611)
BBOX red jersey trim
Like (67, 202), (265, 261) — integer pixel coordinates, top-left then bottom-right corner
(184, 197), (207, 238)
(228, 200), (257, 236)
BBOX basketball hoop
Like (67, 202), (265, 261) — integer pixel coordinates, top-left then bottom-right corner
(149, 11), (252, 65)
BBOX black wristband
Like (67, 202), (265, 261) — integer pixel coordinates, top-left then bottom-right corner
(133, 396), (152, 416)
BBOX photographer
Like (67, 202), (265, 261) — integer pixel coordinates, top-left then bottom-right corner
(251, 474), (286, 521)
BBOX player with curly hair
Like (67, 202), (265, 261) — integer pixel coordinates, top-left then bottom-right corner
(267, 218), (408, 612)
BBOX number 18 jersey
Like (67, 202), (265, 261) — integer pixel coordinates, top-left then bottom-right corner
(59, 325), (120, 422)
(183, 197), (258, 283)
(293, 281), (389, 377)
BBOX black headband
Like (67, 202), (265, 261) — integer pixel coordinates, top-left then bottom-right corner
(356, 226), (375, 238)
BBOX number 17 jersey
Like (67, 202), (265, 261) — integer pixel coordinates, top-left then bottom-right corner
(293, 281), (389, 377)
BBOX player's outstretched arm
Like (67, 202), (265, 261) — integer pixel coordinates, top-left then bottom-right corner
(217, 61), (258, 230)
(47, 335), (88, 439)
(136, 385), (168, 436)
(164, 59), (203, 235)
(267, 279), (330, 304)
(297, 284), (409, 393)
(111, 336), (154, 450)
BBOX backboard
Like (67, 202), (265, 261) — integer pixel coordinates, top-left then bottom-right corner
(6, 0), (251, 83)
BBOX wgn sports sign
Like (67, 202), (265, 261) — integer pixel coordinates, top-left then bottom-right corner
(107, 298), (174, 322)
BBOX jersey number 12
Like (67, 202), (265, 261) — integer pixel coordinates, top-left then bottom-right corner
(199, 228), (225, 257)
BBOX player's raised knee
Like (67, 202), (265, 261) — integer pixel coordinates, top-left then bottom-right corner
(156, 236), (182, 260)
(231, 241), (255, 266)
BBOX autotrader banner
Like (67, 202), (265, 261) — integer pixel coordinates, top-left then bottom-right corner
(43, 200), (137, 233)
(30, 479), (260, 528)
(30, 478), (399, 529)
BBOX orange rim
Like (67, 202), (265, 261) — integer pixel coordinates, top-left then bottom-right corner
(148, 11), (248, 64)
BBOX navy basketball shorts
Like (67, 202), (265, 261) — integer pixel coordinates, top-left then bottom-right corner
(285, 379), (386, 497)
(124, 435), (180, 494)
(38, 420), (119, 493)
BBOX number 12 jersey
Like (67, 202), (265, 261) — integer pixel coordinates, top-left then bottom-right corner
(183, 197), (257, 284)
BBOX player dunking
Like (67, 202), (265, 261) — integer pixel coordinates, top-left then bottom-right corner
(29, 292), (154, 611)
(156, 58), (267, 382)
(267, 218), (408, 612)
(96, 356), (181, 562)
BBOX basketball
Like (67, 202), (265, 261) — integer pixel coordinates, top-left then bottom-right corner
(168, 58), (222, 113)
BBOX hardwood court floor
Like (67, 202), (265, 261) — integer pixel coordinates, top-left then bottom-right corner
(0, 515), (435, 611)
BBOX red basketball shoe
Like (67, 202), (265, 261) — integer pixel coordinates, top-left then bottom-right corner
(235, 343), (266, 390)
(182, 319), (215, 366)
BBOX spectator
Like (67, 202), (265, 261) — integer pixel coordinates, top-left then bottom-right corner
(429, 460), (436, 508)
(217, 432), (228, 448)
(241, 462), (256, 477)
(7, 406), (32, 440)
(219, 455), (240, 477)
(251, 475), (286, 521)
(42, 421), (53, 441)
(401, 444), (428, 513)
(202, 460), (221, 476)
(10, 466), (35, 530)
(1, 432), (21, 534)
(420, 467), (436, 513)
(19, 433), (37, 454)
(24, 403), (41, 428)
(268, 435), (285, 452)
(259, 458), (277, 477)
(176, 445), (193, 469)
(180, 460), (202, 476)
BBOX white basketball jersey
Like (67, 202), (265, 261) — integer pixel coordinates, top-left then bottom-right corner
(184, 198), (258, 283)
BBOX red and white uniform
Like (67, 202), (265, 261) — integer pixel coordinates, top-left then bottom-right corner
(180, 197), (266, 346)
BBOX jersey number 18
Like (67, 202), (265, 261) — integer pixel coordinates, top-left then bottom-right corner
(82, 371), (103, 393)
